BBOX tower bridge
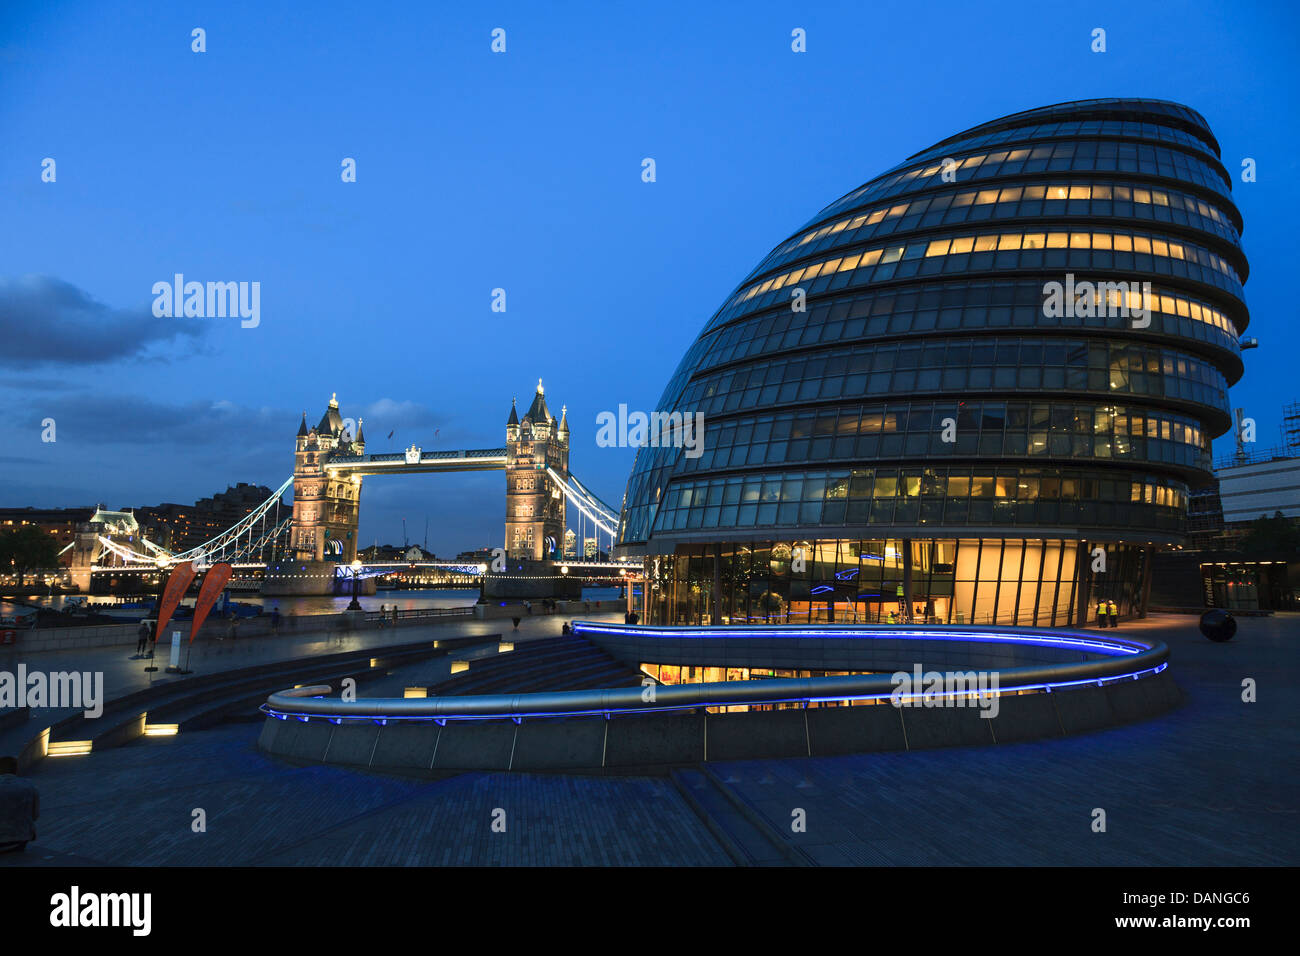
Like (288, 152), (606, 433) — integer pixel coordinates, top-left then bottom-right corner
(74, 380), (633, 596)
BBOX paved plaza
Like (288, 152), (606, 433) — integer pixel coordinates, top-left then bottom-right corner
(2, 613), (1296, 866)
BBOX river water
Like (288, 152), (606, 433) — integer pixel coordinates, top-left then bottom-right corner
(5, 587), (625, 621)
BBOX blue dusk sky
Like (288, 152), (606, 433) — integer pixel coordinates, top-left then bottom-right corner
(1, 0), (1296, 554)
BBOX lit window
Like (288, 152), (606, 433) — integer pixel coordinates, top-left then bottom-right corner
(925, 239), (951, 257)
(1068, 185), (1091, 200)
(1022, 233), (1045, 249)
(975, 189), (1000, 205)
(1092, 233), (1112, 250)
(949, 236), (975, 254)
(1069, 233), (1090, 248)
(997, 234), (1021, 250)
(973, 235), (998, 252)
(1046, 232), (1068, 248)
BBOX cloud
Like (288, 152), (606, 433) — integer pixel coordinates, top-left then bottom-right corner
(17, 392), (459, 455)
(18, 393), (290, 449)
(0, 274), (206, 367)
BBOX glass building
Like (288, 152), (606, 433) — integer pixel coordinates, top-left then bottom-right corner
(616, 99), (1248, 627)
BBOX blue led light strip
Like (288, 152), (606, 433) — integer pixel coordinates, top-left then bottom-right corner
(261, 624), (1169, 725)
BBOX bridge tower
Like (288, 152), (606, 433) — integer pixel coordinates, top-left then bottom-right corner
(288, 394), (365, 565)
(504, 380), (568, 560)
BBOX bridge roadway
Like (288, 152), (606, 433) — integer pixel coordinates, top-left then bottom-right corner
(90, 560), (641, 576)
(323, 448), (507, 476)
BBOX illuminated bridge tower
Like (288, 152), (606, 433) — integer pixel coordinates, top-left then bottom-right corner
(288, 393), (365, 566)
(505, 380), (569, 560)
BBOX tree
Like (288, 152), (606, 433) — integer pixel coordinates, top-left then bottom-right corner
(1238, 511), (1300, 556)
(0, 525), (62, 589)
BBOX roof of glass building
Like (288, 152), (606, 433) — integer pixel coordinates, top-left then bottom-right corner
(617, 98), (1249, 556)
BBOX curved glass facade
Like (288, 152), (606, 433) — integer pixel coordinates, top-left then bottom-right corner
(617, 99), (1248, 627)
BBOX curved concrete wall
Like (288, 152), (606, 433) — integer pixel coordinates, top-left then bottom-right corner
(257, 669), (1182, 773)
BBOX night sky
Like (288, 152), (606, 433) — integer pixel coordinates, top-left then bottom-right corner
(1, 0), (1295, 554)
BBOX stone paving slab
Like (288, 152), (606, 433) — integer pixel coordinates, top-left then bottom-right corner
(3, 613), (1295, 866)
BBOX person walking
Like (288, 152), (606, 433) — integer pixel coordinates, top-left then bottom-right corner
(270, 607), (281, 636)
(1108, 599), (1119, 628)
(136, 620), (150, 656)
(228, 614), (239, 642)
(378, 604), (386, 628)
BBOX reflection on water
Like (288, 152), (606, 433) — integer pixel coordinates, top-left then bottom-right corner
(16, 587), (625, 619)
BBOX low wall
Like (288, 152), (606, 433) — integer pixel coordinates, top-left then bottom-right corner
(578, 624), (1119, 673)
(258, 670), (1182, 772)
(473, 599), (622, 621)
(3, 607), (474, 654)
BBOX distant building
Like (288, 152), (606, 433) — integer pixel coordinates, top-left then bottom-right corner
(505, 380), (569, 560)
(289, 395), (365, 563)
(563, 529), (577, 558)
(135, 482), (282, 553)
(0, 506), (96, 561)
(584, 537), (597, 560)
(1217, 457), (1300, 525)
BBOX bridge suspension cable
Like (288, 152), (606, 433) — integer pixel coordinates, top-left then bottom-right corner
(145, 475), (294, 565)
(90, 477), (294, 569)
(547, 467), (620, 539)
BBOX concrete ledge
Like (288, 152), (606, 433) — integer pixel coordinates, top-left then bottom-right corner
(987, 691), (1064, 743)
(368, 723), (440, 771)
(430, 721), (517, 770)
(807, 704), (907, 755)
(707, 710), (808, 761)
(510, 717), (607, 770)
(899, 703), (996, 749)
(257, 674), (1183, 772)
(604, 713), (705, 768)
(1052, 684), (1119, 734)
(324, 722), (382, 767)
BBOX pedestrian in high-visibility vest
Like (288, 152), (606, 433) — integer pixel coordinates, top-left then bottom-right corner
(1097, 601), (1108, 628)
(1108, 600), (1119, 627)
(886, 610), (896, 625)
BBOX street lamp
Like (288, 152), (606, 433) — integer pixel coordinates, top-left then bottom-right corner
(347, 558), (363, 610)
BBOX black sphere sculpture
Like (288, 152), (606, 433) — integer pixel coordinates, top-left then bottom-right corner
(1199, 608), (1237, 643)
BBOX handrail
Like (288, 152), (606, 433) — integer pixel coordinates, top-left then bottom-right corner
(262, 624), (1169, 723)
